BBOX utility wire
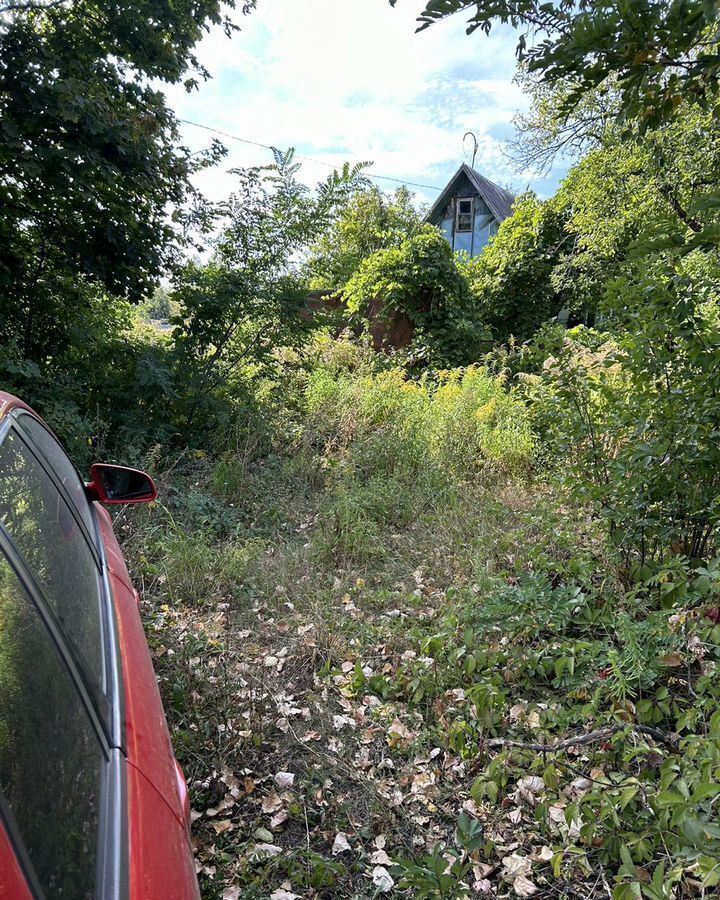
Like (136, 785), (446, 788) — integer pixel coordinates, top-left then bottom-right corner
(179, 118), (443, 193)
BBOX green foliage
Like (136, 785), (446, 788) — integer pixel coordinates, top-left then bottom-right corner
(462, 194), (566, 341)
(0, 0), (244, 363)
(466, 102), (720, 349)
(532, 251), (720, 564)
(550, 103), (720, 312)
(0, 289), (178, 465)
(168, 150), (369, 435)
(140, 287), (174, 321)
(389, 526), (720, 891)
(306, 359), (534, 561)
(117, 338), (720, 897)
(342, 224), (462, 317)
(397, 0), (720, 131)
(393, 845), (472, 898)
(342, 224), (488, 366)
(307, 185), (422, 291)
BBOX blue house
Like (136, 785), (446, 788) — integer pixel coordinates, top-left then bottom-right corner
(426, 163), (515, 257)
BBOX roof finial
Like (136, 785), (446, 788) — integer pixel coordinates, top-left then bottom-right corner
(463, 131), (479, 170)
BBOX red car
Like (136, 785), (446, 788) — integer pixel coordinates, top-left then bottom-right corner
(0, 392), (200, 900)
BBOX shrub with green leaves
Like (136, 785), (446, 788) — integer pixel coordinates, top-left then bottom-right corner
(341, 225), (489, 366)
(306, 185), (421, 291)
(530, 253), (720, 566)
(461, 194), (567, 342)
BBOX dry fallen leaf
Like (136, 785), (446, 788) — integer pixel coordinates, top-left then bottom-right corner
(274, 771), (295, 790)
(518, 775), (544, 794)
(568, 817), (583, 840)
(261, 791), (283, 814)
(548, 804), (566, 827)
(372, 866), (395, 892)
(502, 853), (532, 881)
(270, 809), (289, 829)
(250, 843), (283, 861)
(660, 652), (683, 667)
(388, 717), (411, 738)
(387, 717), (416, 748)
(514, 874), (539, 897)
(332, 832), (352, 855)
(569, 777), (592, 797)
(333, 714), (355, 731)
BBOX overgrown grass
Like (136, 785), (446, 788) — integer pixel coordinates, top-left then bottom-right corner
(117, 345), (720, 899)
(304, 363), (533, 564)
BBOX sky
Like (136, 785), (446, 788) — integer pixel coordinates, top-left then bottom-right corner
(163, 0), (570, 210)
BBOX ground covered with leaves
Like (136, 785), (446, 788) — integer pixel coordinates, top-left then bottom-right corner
(117, 358), (720, 900)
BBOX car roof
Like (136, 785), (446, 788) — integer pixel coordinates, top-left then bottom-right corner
(0, 391), (36, 423)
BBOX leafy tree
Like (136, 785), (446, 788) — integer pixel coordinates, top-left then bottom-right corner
(474, 100), (720, 340)
(141, 287), (175, 321)
(0, 0), (253, 361)
(396, 0), (720, 130)
(0, 286), (176, 464)
(462, 195), (567, 341)
(548, 139), (654, 316)
(170, 151), (369, 432)
(307, 186), (422, 291)
(549, 102), (720, 312)
(500, 96), (720, 564)
(342, 224), (488, 366)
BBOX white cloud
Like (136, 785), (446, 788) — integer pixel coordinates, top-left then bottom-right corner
(163, 0), (564, 206)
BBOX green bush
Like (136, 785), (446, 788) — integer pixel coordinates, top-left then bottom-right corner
(306, 364), (533, 482)
(341, 225), (489, 367)
(462, 194), (567, 342)
(530, 256), (720, 565)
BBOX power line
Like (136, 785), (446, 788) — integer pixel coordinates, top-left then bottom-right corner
(178, 118), (443, 193)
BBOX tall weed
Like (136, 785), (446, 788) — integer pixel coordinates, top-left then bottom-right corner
(305, 365), (533, 561)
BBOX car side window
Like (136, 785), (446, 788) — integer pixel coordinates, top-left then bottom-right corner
(0, 549), (104, 899)
(0, 428), (105, 691)
(14, 413), (96, 544)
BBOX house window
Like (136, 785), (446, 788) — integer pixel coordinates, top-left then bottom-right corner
(456, 198), (473, 233)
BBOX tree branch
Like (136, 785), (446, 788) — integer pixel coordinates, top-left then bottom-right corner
(659, 183), (703, 233)
(0, 0), (69, 12)
(485, 723), (678, 752)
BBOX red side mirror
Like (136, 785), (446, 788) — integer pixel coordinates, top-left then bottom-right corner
(86, 463), (157, 505)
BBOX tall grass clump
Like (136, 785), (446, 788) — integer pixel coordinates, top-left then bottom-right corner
(305, 362), (534, 561)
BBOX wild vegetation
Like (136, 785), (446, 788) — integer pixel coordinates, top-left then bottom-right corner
(2, 0), (720, 897)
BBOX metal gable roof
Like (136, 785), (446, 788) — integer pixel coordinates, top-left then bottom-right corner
(426, 163), (515, 226)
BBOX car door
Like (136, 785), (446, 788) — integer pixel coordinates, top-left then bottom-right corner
(0, 418), (126, 899)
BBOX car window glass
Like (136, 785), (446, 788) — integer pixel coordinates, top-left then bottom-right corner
(0, 550), (103, 899)
(15, 413), (96, 543)
(0, 429), (104, 690)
